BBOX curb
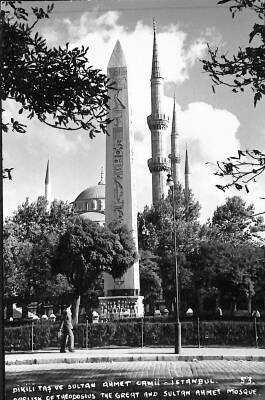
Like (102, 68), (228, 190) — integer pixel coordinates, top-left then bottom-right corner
(5, 354), (265, 366)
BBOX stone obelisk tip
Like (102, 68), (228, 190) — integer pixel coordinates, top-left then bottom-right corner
(108, 40), (127, 68)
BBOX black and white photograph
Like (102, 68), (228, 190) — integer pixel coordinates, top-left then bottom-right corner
(2, 0), (265, 399)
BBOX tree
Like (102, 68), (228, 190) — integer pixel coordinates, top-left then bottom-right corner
(139, 250), (162, 315)
(211, 196), (265, 312)
(53, 218), (137, 324)
(3, 197), (74, 317)
(188, 196), (265, 314)
(201, 0), (265, 106)
(138, 184), (201, 253)
(214, 242), (264, 313)
(187, 239), (222, 315)
(138, 184), (201, 312)
(210, 195), (265, 242)
(10, 196), (74, 236)
(2, 1), (113, 137)
(188, 239), (264, 314)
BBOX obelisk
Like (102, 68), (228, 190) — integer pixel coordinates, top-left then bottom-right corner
(102, 40), (143, 317)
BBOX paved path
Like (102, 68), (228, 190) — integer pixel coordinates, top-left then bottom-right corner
(5, 346), (265, 365)
(6, 359), (265, 400)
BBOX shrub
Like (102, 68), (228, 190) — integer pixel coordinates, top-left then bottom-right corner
(4, 320), (265, 351)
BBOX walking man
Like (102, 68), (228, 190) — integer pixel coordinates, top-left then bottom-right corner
(59, 305), (75, 353)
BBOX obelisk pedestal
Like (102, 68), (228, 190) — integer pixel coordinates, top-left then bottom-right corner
(98, 40), (144, 319)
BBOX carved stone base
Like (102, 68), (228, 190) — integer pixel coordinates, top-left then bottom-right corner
(98, 295), (144, 321)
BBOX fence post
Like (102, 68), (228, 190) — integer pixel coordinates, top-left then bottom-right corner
(86, 319), (88, 349)
(141, 318), (144, 348)
(31, 321), (34, 352)
(197, 317), (200, 348)
(254, 317), (258, 348)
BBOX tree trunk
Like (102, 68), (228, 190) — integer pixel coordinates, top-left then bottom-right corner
(149, 300), (155, 315)
(247, 295), (252, 315)
(6, 302), (13, 319)
(72, 295), (80, 325)
(22, 303), (28, 319)
(232, 298), (237, 313)
(197, 289), (203, 316)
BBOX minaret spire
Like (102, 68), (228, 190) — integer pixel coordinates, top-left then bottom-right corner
(98, 166), (104, 185)
(184, 146), (190, 197)
(147, 18), (170, 204)
(151, 18), (161, 79)
(45, 160), (52, 204)
(169, 95), (180, 186)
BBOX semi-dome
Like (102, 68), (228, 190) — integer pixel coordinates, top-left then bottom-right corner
(80, 211), (105, 224)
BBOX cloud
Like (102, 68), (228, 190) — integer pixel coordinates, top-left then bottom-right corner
(4, 10), (247, 222)
(200, 26), (224, 48)
(3, 99), (91, 161)
(177, 102), (240, 162)
(51, 11), (214, 215)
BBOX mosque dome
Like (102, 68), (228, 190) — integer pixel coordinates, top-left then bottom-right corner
(75, 184), (105, 202)
(73, 171), (105, 225)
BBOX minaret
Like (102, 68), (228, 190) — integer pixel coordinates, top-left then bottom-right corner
(184, 147), (190, 198)
(147, 18), (170, 204)
(44, 160), (52, 204)
(104, 40), (143, 316)
(169, 95), (180, 186)
(98, 166), (104, 185)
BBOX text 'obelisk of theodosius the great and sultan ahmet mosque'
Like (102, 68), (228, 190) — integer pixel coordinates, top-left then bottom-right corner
(99, 40), (144, 317)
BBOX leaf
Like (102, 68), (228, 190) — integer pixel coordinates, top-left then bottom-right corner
(238, 150), (246, 158)
(235, 183), (243, 190)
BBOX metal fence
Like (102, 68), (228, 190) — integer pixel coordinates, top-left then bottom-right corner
(4, 319), (265, 352)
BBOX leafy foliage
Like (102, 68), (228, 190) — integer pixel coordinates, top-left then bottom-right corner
(3, 198), (74, 304)
(5, 320), (265, 351)
(201, 0), (265, 106)
(138, 184), (201, 254)
(188, 196), (265, 313)
(138, 184), (201, 311)
(2, 1), (113, 137)
(139, 251), (162, 314)
(53, 218), (137, 293)
(210, 195), (265, 241)
(213, 149), (265, 193)
(189, 238), (265, 312)
(53, 218), (137, 323)
(107, 221), (138, 279)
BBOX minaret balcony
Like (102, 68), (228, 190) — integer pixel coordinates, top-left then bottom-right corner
(147, 114), (169, 130)
(169, 154), (181, 163)
(148, 157), (170, 173)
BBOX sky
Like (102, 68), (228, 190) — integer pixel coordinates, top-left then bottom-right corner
(3, 0), (265, 222)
